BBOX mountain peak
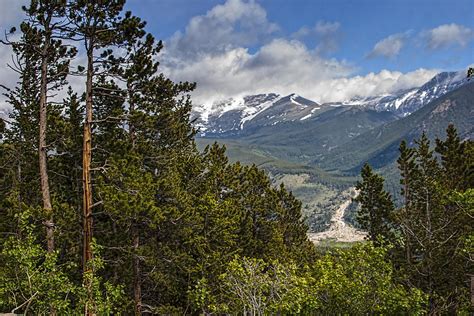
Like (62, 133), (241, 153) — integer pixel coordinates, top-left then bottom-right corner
(192, 92), (322, 136)
(337, 70), (468, 116)
(279, 93), (319, 107)
(192, 69), (469, 136)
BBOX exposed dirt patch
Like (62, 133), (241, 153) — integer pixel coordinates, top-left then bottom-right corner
(307, 188), (366, 244)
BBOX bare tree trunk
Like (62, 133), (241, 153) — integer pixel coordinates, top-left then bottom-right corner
(128, 84), (136, 149)
(128, 89), (142, 315)
(132, 225), (141, 315)
(83, 48), (94, 316)
(39, 30), (54, 255)
(39, 24), (57, 316)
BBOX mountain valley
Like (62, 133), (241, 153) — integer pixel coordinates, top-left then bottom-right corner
(194, 71), (473, 233)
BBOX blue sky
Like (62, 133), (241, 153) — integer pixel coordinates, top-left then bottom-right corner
(120, 0), (474, 103)
(0, 0), (473, 105)
(262, 0), (473, 72)
(126, 0), (473, 74)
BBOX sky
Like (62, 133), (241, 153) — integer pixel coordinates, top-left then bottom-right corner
(1, 0), (473, 105)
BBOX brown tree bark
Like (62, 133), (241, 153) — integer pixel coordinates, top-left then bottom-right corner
(132, 225), (141, 316)
(38, 12), (57, 316)
(83, 46), (94, 316)
(39, 17), (54, 255)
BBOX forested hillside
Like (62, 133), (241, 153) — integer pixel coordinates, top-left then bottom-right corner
(0, 1), (472, 315)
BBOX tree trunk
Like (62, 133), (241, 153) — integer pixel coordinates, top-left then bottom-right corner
(128, 87), (141, 315)
(132, 225), (141, 315)
(83, 47), (94, 316)
(39, 31), (54, 255)
(128, 83), (136, 148)
(39, 24), (57, 316)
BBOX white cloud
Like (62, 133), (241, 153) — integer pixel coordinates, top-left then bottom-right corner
(312, 68), (439, 102)
(162, 0), (437, 104)
(424, 23), (473, 49)
(164, 37), (437, 104)
(167, 0), (278, 60)
(314, 21), (340, 36)
(369, 33), (408, 58)
(163, 38), (353, 104)
(292, 20), (341, 54)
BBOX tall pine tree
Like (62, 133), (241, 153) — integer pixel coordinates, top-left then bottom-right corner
(355, 163), (394, 244)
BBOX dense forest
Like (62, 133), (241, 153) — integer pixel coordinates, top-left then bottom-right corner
(0, 1), (472, 314)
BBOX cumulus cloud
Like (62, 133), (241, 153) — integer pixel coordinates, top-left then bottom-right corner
(312, 68), (438, 102)
(424, 23), (473, 49)
(164, 38), (356, 103)
(164, 37), (437, 104)
(162, 0), (437, 104)
(368, 32), (409, 59)
(166, 0), (278, 61)
(292, 20), (341, 54)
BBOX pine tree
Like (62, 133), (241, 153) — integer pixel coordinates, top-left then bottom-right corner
(435, 124), (470, 191)
(410, 133), (441, 309)
(354, 163), (394, 244)
(76, 18), (197, 311)
(434, 125), (474, 312)
(396, 140), (418, 265)
(394, 130), (473, 313)
(2, 0), (448, 313)
(22, 0), (76, 256)
(66, 2), (145, 312)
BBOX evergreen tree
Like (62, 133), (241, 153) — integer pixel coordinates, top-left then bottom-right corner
(435, 124), (471, 191)
(354, 163), (395, 244)
(23, 0), (75, 256)
(394, 130), (473, 313)
(5, 0), (471, 314)
(396, 140), (418, 265)
(66, 2), (145, 312)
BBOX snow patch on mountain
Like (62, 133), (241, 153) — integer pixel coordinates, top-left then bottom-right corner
(193, 93), (281, 133)
(300, 114), (312, 121)
(333, 71), (467, 116)
(290, 94), (305, 107)
(240, 95), (283, 128)
(192, 70), (468, 136)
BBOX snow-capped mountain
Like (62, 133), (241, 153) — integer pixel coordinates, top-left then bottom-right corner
(340, 71), (468, 116)
(193, 71), (469, 136)
(192, 93), (320, 136)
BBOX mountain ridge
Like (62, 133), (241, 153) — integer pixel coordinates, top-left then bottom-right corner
(192, 70), (468, 137)
(315, 80), (474, 173)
